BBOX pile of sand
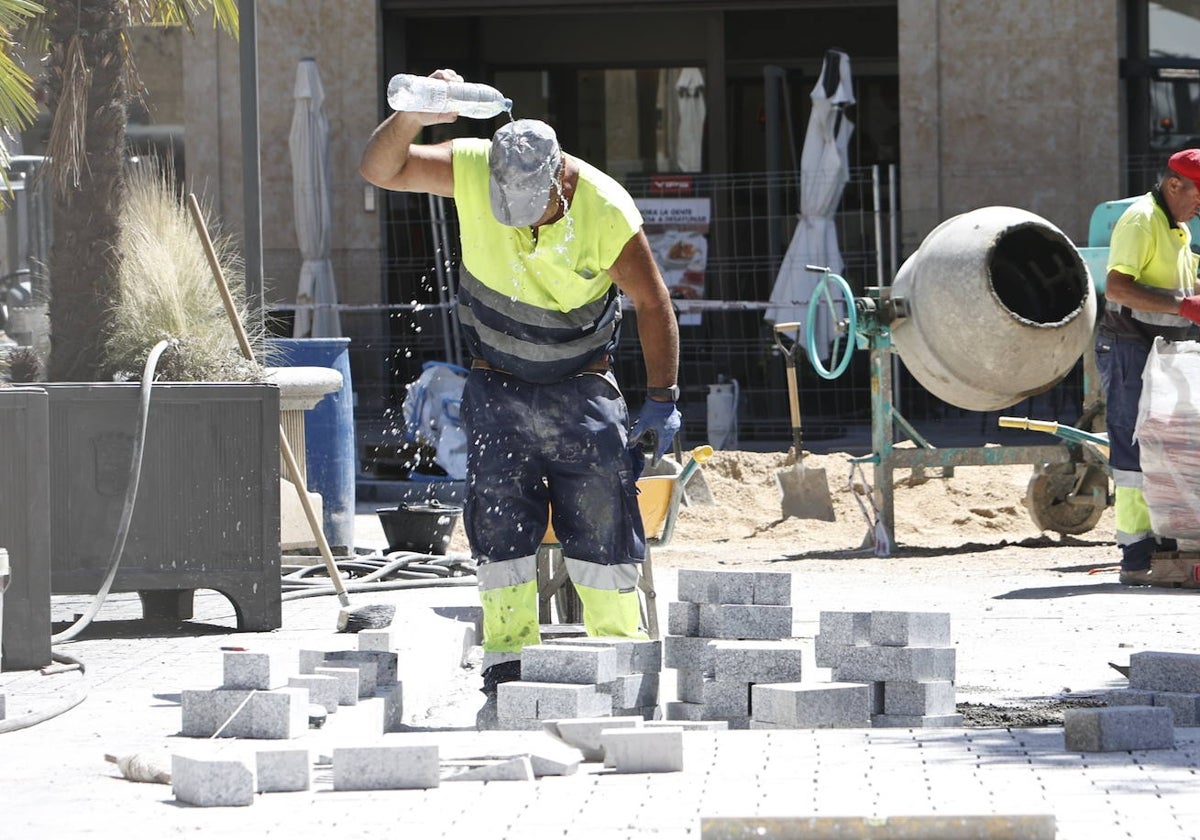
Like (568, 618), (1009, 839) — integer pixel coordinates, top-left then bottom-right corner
(439, 447), (1116, 565)
(668, 448), (1114, 560)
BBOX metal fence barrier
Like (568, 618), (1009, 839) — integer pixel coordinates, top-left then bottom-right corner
(307, 165), (1090, 477)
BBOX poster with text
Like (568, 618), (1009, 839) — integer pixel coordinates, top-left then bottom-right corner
(635, 196), (711, 326)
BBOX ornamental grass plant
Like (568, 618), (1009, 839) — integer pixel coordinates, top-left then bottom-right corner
(104, 157), (266, 382)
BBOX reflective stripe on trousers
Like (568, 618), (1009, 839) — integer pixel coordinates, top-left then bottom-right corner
(476, 555), (644, 655)
(477, 556), (540, 655)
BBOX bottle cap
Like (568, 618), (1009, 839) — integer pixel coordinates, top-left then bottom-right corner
(0, 547), (9, 576)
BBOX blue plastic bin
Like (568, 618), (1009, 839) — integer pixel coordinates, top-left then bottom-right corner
(267, 337), (356, 551)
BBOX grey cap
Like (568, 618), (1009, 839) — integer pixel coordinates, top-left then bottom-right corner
(489, 119), (562, 227)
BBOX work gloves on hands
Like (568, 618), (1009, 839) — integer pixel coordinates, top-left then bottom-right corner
(629, 399), (682, 467)
(1180, 295), (1200, 326)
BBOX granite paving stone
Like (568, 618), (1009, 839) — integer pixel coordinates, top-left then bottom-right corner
(4, 549), (1200, 840)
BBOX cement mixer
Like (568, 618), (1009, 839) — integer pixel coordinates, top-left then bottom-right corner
(799, 205), (1108, 554)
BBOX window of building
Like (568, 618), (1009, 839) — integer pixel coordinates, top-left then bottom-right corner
(1147, 3), (1200, 155)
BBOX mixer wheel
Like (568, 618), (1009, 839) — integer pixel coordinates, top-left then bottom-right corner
(1025, 463), (1109, 536)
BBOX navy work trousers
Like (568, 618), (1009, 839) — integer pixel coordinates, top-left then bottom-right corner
(459, 368), (646, 567)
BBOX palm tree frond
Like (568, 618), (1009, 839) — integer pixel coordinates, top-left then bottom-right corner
(205, 0), (239, 37)
(0, 0), (43, 33)
(45, 33), (91, 197)
(118, 31), (146, 117)
(128, 1), (238, 39)
(17, 13), (50, 60)
(0, 44), (38, 127)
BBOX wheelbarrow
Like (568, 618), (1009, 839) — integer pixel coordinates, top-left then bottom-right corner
(997, 416), (1111, 535)
(1001, 417), (1200, 588)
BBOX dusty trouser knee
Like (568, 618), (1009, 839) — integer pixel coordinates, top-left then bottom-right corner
(477, 556), (541, 656)
(566, 558), (647, 639)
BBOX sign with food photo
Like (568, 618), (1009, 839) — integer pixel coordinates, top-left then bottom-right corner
(635, 197), (711, 324)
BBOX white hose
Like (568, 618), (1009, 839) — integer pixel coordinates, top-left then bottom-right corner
(0, 652), (87, 733)
(51, 339), (172, 643)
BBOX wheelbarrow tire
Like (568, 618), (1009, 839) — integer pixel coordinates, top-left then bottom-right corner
(1025, 463), (1109, 536)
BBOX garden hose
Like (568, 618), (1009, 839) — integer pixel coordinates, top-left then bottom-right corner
(5, 342), (170, 732)
(280, 550), (477, 600)
(51, 339), (172, 644)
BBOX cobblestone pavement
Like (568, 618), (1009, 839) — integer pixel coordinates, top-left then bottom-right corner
(1, 512), (1198, 839)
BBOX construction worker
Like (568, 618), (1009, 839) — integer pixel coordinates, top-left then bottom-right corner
(359, 69), (681, 723)
(1098, 148), (1200, 584)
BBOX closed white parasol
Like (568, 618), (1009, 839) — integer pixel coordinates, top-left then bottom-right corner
(289, 58), (342, 338)
(675, 67), (706, 172)
(765, 50), (855, 361)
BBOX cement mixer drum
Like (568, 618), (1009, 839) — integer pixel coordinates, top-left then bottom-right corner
(890, 206), (1096, 412)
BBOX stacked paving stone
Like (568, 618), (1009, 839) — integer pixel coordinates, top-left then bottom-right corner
(1105, 650), (1200, 726)
(180, 631), (403, 740)
(1066, 649), (1200, 752)
(805, 609), (961, 729)
(664, 569), (797, 729)
(496, 636), (663, 729)
(172, 630), (598, 804)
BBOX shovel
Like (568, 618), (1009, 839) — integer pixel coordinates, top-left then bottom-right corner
(772, 323), (836, 521)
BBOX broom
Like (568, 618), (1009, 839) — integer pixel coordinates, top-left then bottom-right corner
(186, 194), (394, 633)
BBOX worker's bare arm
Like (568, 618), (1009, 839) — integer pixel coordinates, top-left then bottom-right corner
(607, 230), (680, 389)
(358, 114), (455, 197)
(1105, 270), (1188, 314)
(359, 68), (464, 197)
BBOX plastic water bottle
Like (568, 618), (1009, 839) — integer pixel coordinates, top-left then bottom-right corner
(387, 74), (512, 119)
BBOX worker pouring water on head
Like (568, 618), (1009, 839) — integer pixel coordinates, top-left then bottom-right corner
(1097, 148), (1200, 585)
(359, 68), (681, 724)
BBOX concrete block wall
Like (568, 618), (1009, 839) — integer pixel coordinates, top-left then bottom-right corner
(181, 688), (310, 739)
(172, 633), (509, 802)
(665, 569), (797, 729)
(656, 584), (965, 731)
(1128, 651), (1200, 693)
(751, 682), (874, 729)
(496, 637), (664, 728)
(1107, 651), (1200, 725)
(182, 639), (405, 741)
(816, 609), (961, 729)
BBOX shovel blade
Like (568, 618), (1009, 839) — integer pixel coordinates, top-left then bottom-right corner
(776, 464), (836, 521)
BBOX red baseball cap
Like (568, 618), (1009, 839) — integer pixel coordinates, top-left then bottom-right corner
(1169, 149), (1200, 190)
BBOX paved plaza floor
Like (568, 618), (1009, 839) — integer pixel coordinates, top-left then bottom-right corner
(1, 510), (1197, 839)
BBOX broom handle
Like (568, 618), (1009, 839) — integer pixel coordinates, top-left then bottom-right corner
(186, 193), (351, 606)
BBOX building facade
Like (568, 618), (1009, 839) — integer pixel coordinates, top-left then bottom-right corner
(86, 1), (1200, 453)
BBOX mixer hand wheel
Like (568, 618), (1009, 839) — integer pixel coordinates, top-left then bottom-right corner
(1025, 462), (1108, 536)
(803, 266), (857, 380)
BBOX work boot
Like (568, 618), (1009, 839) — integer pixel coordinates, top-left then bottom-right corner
(476, 660), (522, 731)
(475, 694), (500, 730)
(1118, 568), (1153, 586)
(481, 660), (522, 694)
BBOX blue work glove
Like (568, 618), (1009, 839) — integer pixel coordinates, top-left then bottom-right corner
(629, 399), (682, 465)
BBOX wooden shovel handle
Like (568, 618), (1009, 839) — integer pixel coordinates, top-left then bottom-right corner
(186, 193), (350, 604)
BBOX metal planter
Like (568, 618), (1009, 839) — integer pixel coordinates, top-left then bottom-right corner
(0, 387), (51, 671)
(45, 383), (281, 632)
